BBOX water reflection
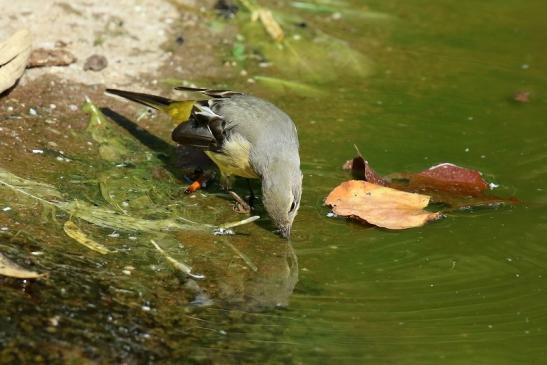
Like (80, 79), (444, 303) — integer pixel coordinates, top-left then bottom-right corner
(188, 240), (299, 311)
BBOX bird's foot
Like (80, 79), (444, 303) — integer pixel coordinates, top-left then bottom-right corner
(229, 191), (251, 214)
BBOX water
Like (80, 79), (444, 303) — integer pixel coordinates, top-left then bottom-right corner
(1, 0), (546, 364)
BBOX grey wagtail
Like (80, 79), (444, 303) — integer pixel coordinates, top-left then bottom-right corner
(105, 86), (302, 239)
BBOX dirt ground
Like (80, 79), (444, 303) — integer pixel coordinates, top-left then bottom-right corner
(0, 0), (226, 88)
(0, 0), (238, 177)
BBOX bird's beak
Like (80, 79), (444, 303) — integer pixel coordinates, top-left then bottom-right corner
(279, 225), (291, 240)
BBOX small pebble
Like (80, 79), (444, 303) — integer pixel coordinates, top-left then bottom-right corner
(49, 316), (61, 327)
(2, 207), (11, 211)
(29, 108), (37, 116)
(32, 149), (44, 154)
(83, 54), (108, 71)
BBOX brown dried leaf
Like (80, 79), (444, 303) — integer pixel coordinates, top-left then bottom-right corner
(325, 180), (442, 230)
(347, 155), (388, 186)
(409, 163), (488, 196)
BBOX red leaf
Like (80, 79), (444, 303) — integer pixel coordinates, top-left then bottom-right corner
(409, 163), (488, 196)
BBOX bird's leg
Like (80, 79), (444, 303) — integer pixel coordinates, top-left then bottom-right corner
(220, 173), (251, 214)
(229, 191), (251, 214)
(219, 173), (234, 191)
(246, 179), (256, 209)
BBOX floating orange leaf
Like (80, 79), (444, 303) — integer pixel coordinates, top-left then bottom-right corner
(325, 180), (442, 230)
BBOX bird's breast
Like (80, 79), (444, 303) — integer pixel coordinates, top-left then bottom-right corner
(204, 134), (259, 179)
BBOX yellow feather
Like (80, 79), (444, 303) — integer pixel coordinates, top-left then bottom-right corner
(165, 101), (196, 123)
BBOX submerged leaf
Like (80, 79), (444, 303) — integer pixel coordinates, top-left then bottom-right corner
(60, 200), (209, 233)
(0, 167), (63, 201)
(63, 221), (111, 254)
(0, 253), (46, 279)
(253, 8), (284, 42)
(325, 180), (442, 229)
(150, 239), (204, 279)
(254, 75), (325, 96)
(290, 1), (393, 20)
(83, 99), (132, 162)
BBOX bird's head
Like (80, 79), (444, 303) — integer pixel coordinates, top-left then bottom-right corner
(261, 161), (303, 239)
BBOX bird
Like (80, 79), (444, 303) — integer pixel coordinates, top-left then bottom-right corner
(105, 86), (302, 239)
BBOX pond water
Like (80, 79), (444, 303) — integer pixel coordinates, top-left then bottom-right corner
(1, 0), (546, 364)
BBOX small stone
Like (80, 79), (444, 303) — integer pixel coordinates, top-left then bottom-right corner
(83, 55), (108, 71)
(29, 108), (37, 116)
(49, 316), (61, 327)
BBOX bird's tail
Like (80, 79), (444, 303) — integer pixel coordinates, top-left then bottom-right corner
(105, 88), (196, 122)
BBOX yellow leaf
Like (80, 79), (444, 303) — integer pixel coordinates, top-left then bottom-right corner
(254, 9), (284, 42)
(325, 180), (442, 230)
(63, 221), (111, 254)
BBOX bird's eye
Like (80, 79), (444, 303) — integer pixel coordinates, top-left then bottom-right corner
(289, 201), (296, 213)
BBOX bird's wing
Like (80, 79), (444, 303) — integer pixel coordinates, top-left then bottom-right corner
(174, 86), (244, 98)
(171, 99), (229, 152)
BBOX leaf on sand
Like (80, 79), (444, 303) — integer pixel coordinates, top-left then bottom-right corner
(0, 253), (46, 279)
(63, 221), (111, 254)
(0, 29), (32, 93)
(325, 180), (442, 229)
